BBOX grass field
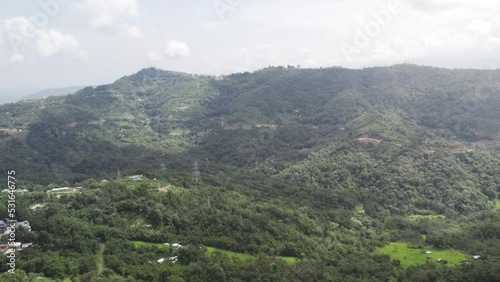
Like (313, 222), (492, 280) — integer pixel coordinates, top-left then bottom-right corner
(169, 128), (190, 136)
(206, 247), (254, 260)
(207, 247), (298, 264)
(378, 242), (469, 267)
(496, 200), (500, 209)
(132, 241), (169, 248)
(409, 214), (446, 220)
(132, 241), (298, 264)
(355, 204), (364, 212)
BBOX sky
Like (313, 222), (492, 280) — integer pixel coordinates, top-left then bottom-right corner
(1, 0), (500, 90)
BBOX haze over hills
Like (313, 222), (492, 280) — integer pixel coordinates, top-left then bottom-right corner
(0, 86), (87, 105)
(0, 64), (500, 280)
(0, 88), (42, 105)
(20, 86), (88, 101)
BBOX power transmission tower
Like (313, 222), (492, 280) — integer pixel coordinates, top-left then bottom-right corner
(192, 160), (201, 184)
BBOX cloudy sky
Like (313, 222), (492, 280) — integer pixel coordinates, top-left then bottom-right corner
(1, 0), (500, 90)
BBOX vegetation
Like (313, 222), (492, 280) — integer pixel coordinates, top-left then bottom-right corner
(378, 242), (469, 267)
(0, 65), (500, 281)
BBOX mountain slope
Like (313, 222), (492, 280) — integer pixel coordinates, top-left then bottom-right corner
(0, 65), (499, 213)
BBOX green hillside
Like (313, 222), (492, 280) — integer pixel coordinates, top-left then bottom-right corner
(0, 65), (500, 281)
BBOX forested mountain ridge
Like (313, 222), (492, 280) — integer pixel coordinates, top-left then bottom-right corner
(1, 64), (499, 184)
(1, 65), (500, 281)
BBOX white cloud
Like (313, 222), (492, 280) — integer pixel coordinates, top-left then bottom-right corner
(165, 40), (190, 59)
(1, 16), (85, 59)
(147, 51), (163, 61)
(84, 0), (145, 37)
(121, 24), (143, 38)
(36, 29), (80, 57)
(9, 54), (25, 64)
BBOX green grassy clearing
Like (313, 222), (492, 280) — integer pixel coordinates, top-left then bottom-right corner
(378, 242), (469, 268)
(495, 200), (500, 209)
(169, 128), (190, 136)
(132, 241), (298, 264)
(206, 247), (253, 260)
(355, 204), (364, 212)
(207, 247), (298, 264)
(97, 244), (105, 275)
(132, 241), (168, 248)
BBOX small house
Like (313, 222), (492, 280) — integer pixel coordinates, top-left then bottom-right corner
(473, 255), (480, 260)
(0, 220), (6, 233)
(16, 221), (31, 231)
(31, 204), (46, 211)
(11, 242), (22, 249)
(157, 258), (165, 264)
(21, 243), (33, 249)
(425, 251), (432, 254)
(128, 175), (143, 181)
(172, 243), (182, 249)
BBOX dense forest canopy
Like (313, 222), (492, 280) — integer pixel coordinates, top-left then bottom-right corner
(0, 64), (499, 281)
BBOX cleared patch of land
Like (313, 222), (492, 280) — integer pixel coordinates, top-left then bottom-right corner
(355, 204), (364, 212)
(496, 200), (500, 209)
(169, 128), (190, 136)
(97, 244), (105, 275)
(132, 241), (298, 264)
(378, 242), (469, 267)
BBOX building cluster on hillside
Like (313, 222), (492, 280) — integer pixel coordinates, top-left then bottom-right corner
(155, 242), (183, 264)
(31, 204), (46, 211)
(0, 219), (34, 255)
(46, 187), (82, 196)
(157, 256), (178, 264)
(163, 242), (183, 249)
(128, 175), (143, 181)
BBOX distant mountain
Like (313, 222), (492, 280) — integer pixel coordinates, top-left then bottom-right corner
(0, 88), (41, 105)
(20, 86), (87, 101)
